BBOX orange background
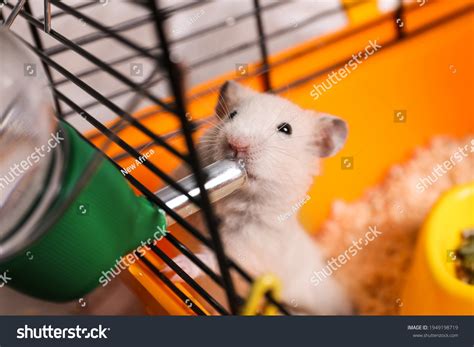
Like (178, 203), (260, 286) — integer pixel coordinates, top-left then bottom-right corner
(89, 1), (473, 232)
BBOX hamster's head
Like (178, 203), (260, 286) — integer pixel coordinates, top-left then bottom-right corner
(201, 81), (348, 202)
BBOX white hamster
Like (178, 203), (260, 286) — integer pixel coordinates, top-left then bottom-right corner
(171, 81), (352, 315)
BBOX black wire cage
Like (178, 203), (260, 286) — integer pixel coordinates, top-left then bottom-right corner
(1, 0), (298, 316)
(1, 0), (471, 316)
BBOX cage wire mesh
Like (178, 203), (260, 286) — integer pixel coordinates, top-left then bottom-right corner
(1, 0), (299, 315)
(1, 0), (470, 315)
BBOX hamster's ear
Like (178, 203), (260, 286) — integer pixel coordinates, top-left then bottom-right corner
(215, 80), (256, 116)
(313, 114), (348, 157)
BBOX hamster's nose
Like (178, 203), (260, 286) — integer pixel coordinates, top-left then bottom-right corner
(228, 139), (249, 157)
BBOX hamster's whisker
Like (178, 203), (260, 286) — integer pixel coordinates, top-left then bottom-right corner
(198, 145), (219, 153)
(198, 138), (221, 146)
(201, 120), (224, 131)
(199, 115), (223, 128)
(213, 111), (225, 124)
(266, 145), (308, 166)
(215, 94), (231, 120)
(200, 152), (219, 164)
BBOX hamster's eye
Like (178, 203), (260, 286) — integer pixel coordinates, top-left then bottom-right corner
(277, 122), (292, 135)
(229, 110), (238, 119)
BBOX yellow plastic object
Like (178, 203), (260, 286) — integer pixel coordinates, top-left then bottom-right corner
(342, 0), (380, 24)
(241, 274), (282, 316)
(401, 183), (474, 315)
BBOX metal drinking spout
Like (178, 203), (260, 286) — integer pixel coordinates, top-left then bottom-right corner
(155, 159), (247, 226)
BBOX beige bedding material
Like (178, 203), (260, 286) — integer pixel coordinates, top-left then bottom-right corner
(317, 135), (474, 315)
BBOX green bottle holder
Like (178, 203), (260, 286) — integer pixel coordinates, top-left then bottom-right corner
(0, 123), (167, 302)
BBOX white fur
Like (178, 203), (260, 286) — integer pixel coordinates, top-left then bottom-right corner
(170, 81), (351, 315)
